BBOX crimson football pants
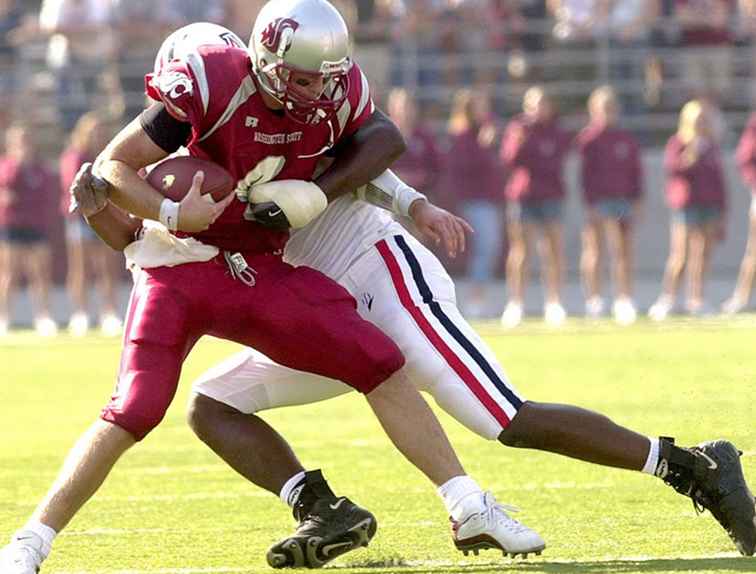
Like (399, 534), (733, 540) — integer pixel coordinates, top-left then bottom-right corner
(102, 253), (404, 440)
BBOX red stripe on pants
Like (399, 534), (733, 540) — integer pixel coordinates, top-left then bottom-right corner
(376, 240), (511, 428)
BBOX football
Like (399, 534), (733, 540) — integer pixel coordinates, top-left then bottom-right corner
(146, 156), (236, 203)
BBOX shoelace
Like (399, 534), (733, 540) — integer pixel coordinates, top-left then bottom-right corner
(481, 493), (531, 535)
(486, 503), (531, 535)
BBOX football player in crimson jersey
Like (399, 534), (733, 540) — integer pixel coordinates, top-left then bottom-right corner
(43, 21), (756, 567)
(0, 4), (501, 571)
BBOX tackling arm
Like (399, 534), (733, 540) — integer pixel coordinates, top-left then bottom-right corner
(315, 109), (406, 200)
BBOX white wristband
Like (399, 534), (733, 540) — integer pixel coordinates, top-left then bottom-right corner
(396, 185), (427, 217)
(159, 198), (180, 231)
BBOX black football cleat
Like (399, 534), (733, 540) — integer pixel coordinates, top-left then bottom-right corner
(266, 496), (377, 569)
(659, 438), (756, 556)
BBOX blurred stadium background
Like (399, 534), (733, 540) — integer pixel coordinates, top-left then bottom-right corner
(1, 0), (756, 327)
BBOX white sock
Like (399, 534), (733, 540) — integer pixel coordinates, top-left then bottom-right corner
(438, 475), (485, 521)
(18, 521), (57, 558)
(641, 437), (661, 475)
(279, 470), (307, 507)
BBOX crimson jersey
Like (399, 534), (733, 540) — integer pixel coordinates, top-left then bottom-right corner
(145, 45), (375, 254)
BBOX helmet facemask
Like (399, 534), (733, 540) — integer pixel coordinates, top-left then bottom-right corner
(256, 55), (351, 125)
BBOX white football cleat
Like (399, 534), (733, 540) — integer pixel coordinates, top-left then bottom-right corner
(0, 318), (8, 337)
(100, 313), (123, 337)
(500, 301), (523, 329)
(68, 311), (89, 337)
(453, 492), (545, 558)
(34, 317), (58, 337)
(648, 296), (674, 322)
(0, 532), (46, 574)
(544, 302), (566, 326)
(585, 296), (605, 319)
(612, 297), (637, 326)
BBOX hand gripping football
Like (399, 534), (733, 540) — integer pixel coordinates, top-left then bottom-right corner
(146, 157), (235, 203)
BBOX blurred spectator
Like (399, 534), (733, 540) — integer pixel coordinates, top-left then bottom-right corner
(499, 85), (572, 327)
(443, 88), (505, 318)
(353, 0), (393, 41)
(0, 0), (23, 122)
(576, 86), (643, 324)
(604, 0), (658, 114)
(59, 111), (123, 337)
(674, 0), (736, 102)
(519, 0), (548, 53)
(39, 0), (117, 131)
(549, 0), (599, 43)
(468, 0), (527, 86)
(387, 0), (445, 95)
(548, 0), (600, 107)
(165, 0), (226, 26)
(386, 88), (442, 195)
(225, 0), (266, 39)
(649, 99), (727, 319)
(111, 0), (176, 122)
(0, 124), (59, 336)
(722, 112), (756, 313)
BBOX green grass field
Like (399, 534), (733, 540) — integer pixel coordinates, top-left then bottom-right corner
(1, 318), (755, 574)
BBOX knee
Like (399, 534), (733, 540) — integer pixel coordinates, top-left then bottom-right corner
(101, 404), (168, 442)
(497, 400), (535, 447)
(186, 393), (229, 441)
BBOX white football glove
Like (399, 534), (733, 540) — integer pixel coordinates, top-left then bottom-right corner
(248, 179), (328, 229)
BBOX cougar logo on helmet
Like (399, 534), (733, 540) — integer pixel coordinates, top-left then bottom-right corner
(260, 18), (300, 55)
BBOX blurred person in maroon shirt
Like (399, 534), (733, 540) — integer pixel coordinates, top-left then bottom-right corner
(576, 86), (643, 325)
(0, 124), (59, 336)
(387, 88), (442, 194)
(443, 88), (505, 317)
(60, 111), (123, 337)
(649, 99), (727, 320)
(721, 112), (756, 314)
(499, 86), (572, 327)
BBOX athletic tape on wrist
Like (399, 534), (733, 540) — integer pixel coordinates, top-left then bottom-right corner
(396, 186), (427, 217)
(159, 198), (180, 231)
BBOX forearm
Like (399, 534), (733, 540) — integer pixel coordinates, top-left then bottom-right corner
(94, 118), (169, 222)
(356, 169), (427, 217)
(85, 204), (142, 252)
(96, 159), (165, 221)
(315, 110), (406, 200)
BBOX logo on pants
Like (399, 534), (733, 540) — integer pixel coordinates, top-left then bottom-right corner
(361, 293), (375, 311)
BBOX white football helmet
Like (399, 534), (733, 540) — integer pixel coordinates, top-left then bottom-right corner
(154, 22), (246, 77)
(249, 0), (353, 124)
